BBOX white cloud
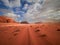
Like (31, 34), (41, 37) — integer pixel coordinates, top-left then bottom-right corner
(1, 0), (10, 7)
(1, 0), (21, 7)
(9, 0), (21, 7)
(27, 0), (40, 3)
(24, 0), (60, 23)
(0, 9), (13, 13)
(5, 13), (20, 18)
(4, 13), (21, 21)
(23, 4), (29, 10)
(24, 1), (43, 23)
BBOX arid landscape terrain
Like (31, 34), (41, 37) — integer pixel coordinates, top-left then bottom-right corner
(0, 16), (60, 45)
(0, 23), (60, 45)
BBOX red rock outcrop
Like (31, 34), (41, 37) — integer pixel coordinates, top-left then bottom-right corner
(0, 16), (16, 23)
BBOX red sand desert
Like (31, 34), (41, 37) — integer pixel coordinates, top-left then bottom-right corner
(0, 23), (60, 45)
(0, 16), (60, 45)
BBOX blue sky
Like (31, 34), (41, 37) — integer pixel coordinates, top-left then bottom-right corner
(0, 0), (33, 21)
(0, 0), (60, 23)
(0, 0), (45, 22)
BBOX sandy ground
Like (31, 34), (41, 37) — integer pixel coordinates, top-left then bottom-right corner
(0, 23), (60, 45)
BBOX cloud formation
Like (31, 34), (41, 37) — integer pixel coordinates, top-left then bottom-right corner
(0, 9), (12, 13)
(0, 0), (27, 22)
(4, 13), (21, 22)
(24, 0), (60, 23)
(1, 0), (21, 8)
(0, 0), (60, 23)
(27, 0), (40, 3)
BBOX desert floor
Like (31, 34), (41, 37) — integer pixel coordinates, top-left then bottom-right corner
(0, 23), (60, 45)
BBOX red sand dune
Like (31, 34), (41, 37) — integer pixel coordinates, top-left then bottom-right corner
(0, 23), (60, 45)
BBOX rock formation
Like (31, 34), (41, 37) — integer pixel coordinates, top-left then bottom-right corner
(0, 16), (16, 23)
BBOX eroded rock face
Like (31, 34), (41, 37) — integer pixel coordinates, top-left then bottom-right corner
(0, 16), (16, 23)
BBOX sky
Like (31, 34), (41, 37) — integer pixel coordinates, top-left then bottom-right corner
(0, 0), (33, 22)
(0, 0), (60, 23)
(24, 0), (60, 23)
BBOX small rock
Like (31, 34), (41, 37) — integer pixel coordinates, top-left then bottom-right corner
(39, 34), (46, 37)
(35, 29), (40, 32)
(57, 29), (60, 31)
(13, 29), (20, 33)
(30, 26), (32, 27)
(13, 33), (18, 36)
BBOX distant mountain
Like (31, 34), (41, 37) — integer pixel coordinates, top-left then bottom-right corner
(0, 16), (16, 23)
(20, 21), (29, 24)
